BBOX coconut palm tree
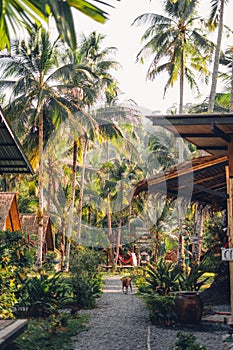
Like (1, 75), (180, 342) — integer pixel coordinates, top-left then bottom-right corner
(132, 0), (214, 114)
(0, 27), (93, 266)
(78, 31), (120, 104)
(208, 0), (228, 112)
(65, 33), (119, 229)
(133, 0), (214, 269)
(57, 33), (120, 269)
(0, 0), (119, 51)
(219, 46), (233, 112)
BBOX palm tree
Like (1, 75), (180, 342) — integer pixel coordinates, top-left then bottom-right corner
(78, 31), (120, 104)
(65, 32), (119, 241)
(132, 0), (214, 114)
(219, 46), (233, 112)
(133, 0), (214, 269)
(0, 0), (119, 51)
(208, 0), (228, 112)
(0, 27), (91, 266)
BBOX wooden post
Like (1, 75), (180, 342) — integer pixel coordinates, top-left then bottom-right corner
(227, 136), (233, 322)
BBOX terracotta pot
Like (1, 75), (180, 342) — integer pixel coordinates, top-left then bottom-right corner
(175, 291), (203, 324)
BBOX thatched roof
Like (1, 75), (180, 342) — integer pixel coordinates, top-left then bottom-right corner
(0, 192), (21, 231)
(20, 214), (54, 250)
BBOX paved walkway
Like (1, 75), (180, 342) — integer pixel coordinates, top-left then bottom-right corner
(72, 275), (230, 350)
(72, 275), (149, 350)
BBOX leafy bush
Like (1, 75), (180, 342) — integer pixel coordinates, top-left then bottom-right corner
(42, 251), (60, 272)
(16, 271), (72, 317)
(137, 259), (210, 326)
(139, 259), (180, 295)
(70, 275), (102, 309)
(178, 262), (210, 291)
(69, 246), (103, 276)
(15, 313), (89, 350)
(68, 246), (103, 309)
(143, 292), (176, 326)
(0, 230), (35, 318)
(172, 332), (206, 350)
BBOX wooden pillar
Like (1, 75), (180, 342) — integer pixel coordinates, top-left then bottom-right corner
(227, 136), (233, 321)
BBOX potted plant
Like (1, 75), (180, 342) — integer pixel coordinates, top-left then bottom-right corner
(174, 262), (210, 325)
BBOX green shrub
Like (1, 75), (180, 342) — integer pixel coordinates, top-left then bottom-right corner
(172, 332), (206, 349)
(140, 259), (180, 295)
(142, 292), (176, 326)
(178, 262), (210, 291)
(42, 251), (59, 272)
(68, 246), (103, 309)
(15, 313), (89, 350)
(0, 230), (35, 318)
(16, 271), (72, 317)
(70, 274), (102, 309)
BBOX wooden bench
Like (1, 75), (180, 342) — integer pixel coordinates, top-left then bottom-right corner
(0, 319), (28, 349)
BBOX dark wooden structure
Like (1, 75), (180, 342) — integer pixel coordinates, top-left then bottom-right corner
(0, 192), (21, 231)
(132, 154), (228, 209)
(143, 113), (233, 321)
(0, 107), (33, 175)
(0, 319), (27, 349)
(20, 214), (55, 254)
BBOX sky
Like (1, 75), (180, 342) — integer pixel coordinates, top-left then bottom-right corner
(70, 0), (233, 114)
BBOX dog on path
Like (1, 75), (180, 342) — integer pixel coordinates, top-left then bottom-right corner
(121, 277), (132, 294)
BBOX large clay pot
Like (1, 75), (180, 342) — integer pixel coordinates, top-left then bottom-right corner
(175, 291), (203, 325)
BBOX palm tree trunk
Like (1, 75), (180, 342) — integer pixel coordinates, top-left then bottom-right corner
(194, 203), (204, 263)
(64, 139), (77, 271)
(179, 47), (184, 115)
(77, 134), (88, 243)
(177, 46), (184, 269)
(107, 193), (114, 264)
(106, 141), (114, 265)
(208, 0), (225, 112)
(37, 107), (44, 267)
(47, 158), (52, 213)
(230, 48), (233, 113)
(60, 210), (66, 270)
(115, 180), (124, 268)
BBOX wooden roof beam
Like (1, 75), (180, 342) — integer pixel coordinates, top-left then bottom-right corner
(211, 123), (231, 143)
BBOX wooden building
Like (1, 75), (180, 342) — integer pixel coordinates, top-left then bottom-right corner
(20, 214), (55, 255)
(0, 192), (21, 231)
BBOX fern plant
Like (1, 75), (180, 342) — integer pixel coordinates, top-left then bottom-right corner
(142, 259), (181, 295)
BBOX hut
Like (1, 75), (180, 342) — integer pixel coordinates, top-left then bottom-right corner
(20, 214), (55, 256)
(0, 192), (21, 231)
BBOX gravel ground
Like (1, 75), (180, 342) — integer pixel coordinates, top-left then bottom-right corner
(72, 275), (231, 350)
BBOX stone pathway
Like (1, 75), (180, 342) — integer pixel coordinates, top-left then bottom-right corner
(72, 275), (149, 350)
(72, 275), (231, 350)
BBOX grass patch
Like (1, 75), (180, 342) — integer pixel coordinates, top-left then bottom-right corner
(14, 313), (89, 350)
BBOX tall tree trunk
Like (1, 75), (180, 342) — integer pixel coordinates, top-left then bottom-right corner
(231, 48), (233, 113)
(177, 46), (184, 269)
(37, 107), (44, 267)
(208, 0), (225, 112)
(77, 134), (88, 243)
(107, 193), (114, 265)
(47, 157), (52, 213)
(64, 139), (77, 271)
(106, 141), (114, 265)
(179, 47), (184, 115)
(60, 210), (66, 271)
(115, 180), (124, 268)
(194, 203), (204, 263)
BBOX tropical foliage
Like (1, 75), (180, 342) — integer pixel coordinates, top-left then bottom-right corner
(133, 0), (214, 113)
(0, 0), (120, 50)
